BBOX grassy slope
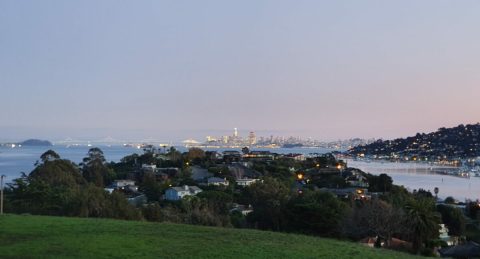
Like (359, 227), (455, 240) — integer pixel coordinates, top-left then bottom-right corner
(0, 215), (417, 259)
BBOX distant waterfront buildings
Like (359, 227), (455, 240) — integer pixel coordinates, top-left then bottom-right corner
(189, 128), (374, 149)
(248, 132), (256, 145)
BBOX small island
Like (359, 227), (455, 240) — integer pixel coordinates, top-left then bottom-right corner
(18, 139), (53, 146)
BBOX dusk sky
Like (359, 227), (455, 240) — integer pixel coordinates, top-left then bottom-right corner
(1, 1), (479, 142)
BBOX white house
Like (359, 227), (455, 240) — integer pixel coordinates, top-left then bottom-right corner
(230, 203), (253, 216)
(113, 179), (136, 188)
(207, 177), (229, 186)
(142, 164), (157, 171)
(236, 178), (260, 187)
(439, 224), (458, 246)
(165, 185), (202, 201)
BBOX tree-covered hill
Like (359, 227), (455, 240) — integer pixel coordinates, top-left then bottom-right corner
(349, 123), (480, 159)
(19, 139), (53, 146)
(0, 214), (419, 259)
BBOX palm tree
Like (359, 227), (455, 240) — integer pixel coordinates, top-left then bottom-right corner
(405, 199), (441, 254)
(434, 187), (439, 199)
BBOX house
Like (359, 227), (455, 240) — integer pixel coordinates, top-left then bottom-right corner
(113, 179), (136, 188)
(284, 153), (306, 161)
(205, 151), (221, 160)
(155, 167), (179, 177)
(236, 178), (260, 187)
(207, 177), (229, 186)
(342, 168), (369, 188)
(360, 237), (382, 248)
(387, 238), (413, 252)
(142, 164), (157, 172)
(128, 194), (147, 206)
(191, 166), (213, 181)
(243, 151), (276, 161)
(229, 164), (262, 179)
(439, 241), (480, 258)
(321, 187), (371, 200)
(439, 224), (458, 246)
(230, 203), (253, 216)
(106, 180), (138, 193)
(345, 174), (369, 188)
(165, 185), (202, 201)
(223, 151), (242, 162)
(104, 187), (115, 194)
(153, 167), (180, 181)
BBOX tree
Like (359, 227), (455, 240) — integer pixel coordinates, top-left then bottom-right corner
(167, 147), (182, 162)
(6, 173), (76, 215)
(7, 151), (140, 221)
(344, 199), (403, 246)
(444, 196), (456, 204)
(367, 173), (393, 193)
(8, 151), (85, 215)
(180, 196), (231, 227)
(404, 199), (441, 254)
(30, 151), (85, 187)
(287, 190), (347, 237)
(230, 210), (248, 228)
(413, 188), (433, 199)
(83, 148), (102, 163)
(434, 187), (439, 199)
(466, 202), (480, 220)
(437, 204), (466, 236)
(142, 202), (163, 221)
(187, 148), (205, 164)
(40, 150), (60, 163)
(245, 177), (291, 231)
(81, 148), (116, 187)
(197, 190), (233, 214)
(140, 172), (165, 202)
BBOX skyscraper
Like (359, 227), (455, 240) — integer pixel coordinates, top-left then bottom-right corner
(248, 131), (256, 145)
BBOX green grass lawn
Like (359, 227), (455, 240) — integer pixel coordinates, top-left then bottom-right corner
(0, 214), (418, 259)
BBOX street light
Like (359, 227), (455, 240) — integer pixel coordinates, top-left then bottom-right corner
(0, 175), (5, 216)
(296, 173), (304, 180)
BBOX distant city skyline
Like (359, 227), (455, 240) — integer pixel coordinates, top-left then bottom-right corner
(1, 1), (479, 142)
(0, 124), (475, 144)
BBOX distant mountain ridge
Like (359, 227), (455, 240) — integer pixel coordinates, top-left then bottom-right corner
(349, 123), (480, 159)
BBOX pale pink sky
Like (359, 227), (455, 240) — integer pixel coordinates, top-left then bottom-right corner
(1, 1), (479, 141)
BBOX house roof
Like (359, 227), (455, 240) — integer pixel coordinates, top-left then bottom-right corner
(236, 178), (257, 182)
(208, 177), (227, 183)
(359, 237), (377, 245)
(439, 241), (480, 257)
(223, 151), (241, 155)
(114, 179), (135, 183)
(169, 186), (202, 192)
(284, 153), (304, 157)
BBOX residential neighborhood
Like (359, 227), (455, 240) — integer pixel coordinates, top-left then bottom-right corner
(4, 146), (480, 258)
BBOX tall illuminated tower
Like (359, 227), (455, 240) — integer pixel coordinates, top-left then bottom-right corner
(248, 131), (257, 145)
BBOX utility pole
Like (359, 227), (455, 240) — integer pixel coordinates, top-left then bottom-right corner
(0, 175), (5, 215)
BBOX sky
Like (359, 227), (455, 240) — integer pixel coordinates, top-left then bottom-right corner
(1, 1), (479, 142)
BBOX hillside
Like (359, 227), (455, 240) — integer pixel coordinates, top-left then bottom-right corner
(349, 123), (480, 159)
(0, 215), (418, 259)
